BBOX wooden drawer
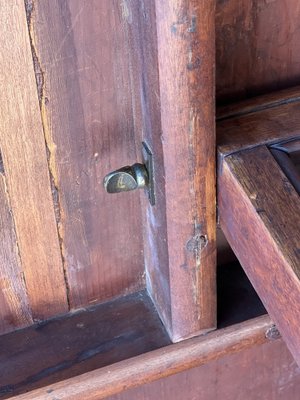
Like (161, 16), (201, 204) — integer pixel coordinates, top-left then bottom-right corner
(218, 90), (300, 366)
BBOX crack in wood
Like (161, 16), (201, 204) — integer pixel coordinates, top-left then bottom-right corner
(24, 0), (71, 311)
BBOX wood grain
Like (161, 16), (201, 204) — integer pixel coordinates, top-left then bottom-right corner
(0, 290), (169, 399)
(9, 315), (277, 400)
(0, 174), (32, 335)
(140, 0), (216, 341)
(219, 145), (300, 365)
(270, 147), (300, 196)
(30, 0), (144, 307)
(217, 85), (300, 121)
(216, 0), (300, 103)
(109, 338), (300, 400)
(0, 0), (68, 319)
(217, 101), (300, 158)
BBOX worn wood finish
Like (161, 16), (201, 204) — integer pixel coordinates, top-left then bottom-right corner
(219, 145), (300, 365)
(216, 0), (300, 103)
(0, 174), (32, 335)
(29, 0), (144, 308)
(109, 339), (300, 400)
(0, 1), (68, 319)
(217, 86), (300, 121)
(217, 101), (300, 158)
(9, 316), (276, 400)
(270, 147), (300, 196)
(130, 0), (216, 341)
(0, 290), (169, 399)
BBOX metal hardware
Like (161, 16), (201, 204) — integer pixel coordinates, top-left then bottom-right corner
(103, 142), (155, 205)
(104, 163), (148, 193)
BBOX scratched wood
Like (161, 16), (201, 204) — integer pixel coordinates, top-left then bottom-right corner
(125, 0), (216, 341)
(109, 339), (300, 400)
(216, 0), (300, 103)
(0, 1), (68, 319)
(30, 0), (144, 307)
(219, 145), (300, 365)
(0, 173), (32, 335)
(152, 0), (216, 340)
(7, 316), (289, 400)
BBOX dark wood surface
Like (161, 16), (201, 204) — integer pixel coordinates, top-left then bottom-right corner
(30, 0), (145, 309)
(0, 290), (169, 399)
(217, 262), (266, 329)
(126, 0), (216, 341)
(219, 145), (300, 365)
(270, 146), (300, 195)
(109, 338), (300, 400)
(216, 0), (300, 103)
(0, 0), (68, 326)
(217, 86), (300, 121)
(9, 316), (277, 400)
(217, 100), (300, 158)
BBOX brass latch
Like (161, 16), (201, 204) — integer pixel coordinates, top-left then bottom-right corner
(103, 142), (155, 205)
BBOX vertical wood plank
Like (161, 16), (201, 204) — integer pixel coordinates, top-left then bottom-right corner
(125, 0), (216, 341)
(152, 0), (216, 340)
(30, 0), (144, 308)
(0, 1), (68, 319)
(216, 0), (300, 103)
(0, 173), (32, 334)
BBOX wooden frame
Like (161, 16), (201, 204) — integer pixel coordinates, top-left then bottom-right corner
(126, 0), (216, 341)
(9, 315), (277, 400)
(218, 90), (300, 366)
(2, 1), (300, 398)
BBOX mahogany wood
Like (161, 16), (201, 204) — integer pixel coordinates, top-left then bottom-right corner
(218, 101), (300, 158)
(29, 0), (145, 308)
(217, 86), (300, 121)
(0, 291), (169, 399)
(128, 0), (216, 341)
(109, 339), (300, 400)
(270, 147), (300, 196)
(9, 316), (275, 400)
(0, 0), (68, 320)
(219, 145), (300, 365)
(216, 0), (300, 103)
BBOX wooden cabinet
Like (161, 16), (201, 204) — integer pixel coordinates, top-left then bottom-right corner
(0, 1), (300, 399)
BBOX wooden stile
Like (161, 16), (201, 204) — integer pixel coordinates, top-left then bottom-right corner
(127, 0), (216, 341)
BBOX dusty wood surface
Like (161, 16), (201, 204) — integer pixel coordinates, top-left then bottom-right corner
(0, 174), (32, 334)
(9, 316), (276, 400)
(133, 0), (216, 341)
(0, 291), (169, 399)
(29, 0), (145, 308)
(109, 338), (300, 400)
(219, 145), (300, 365)
(0, 0), (68, 319)
(217, 101), (300, 158)
(216, 0), (300, 103)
